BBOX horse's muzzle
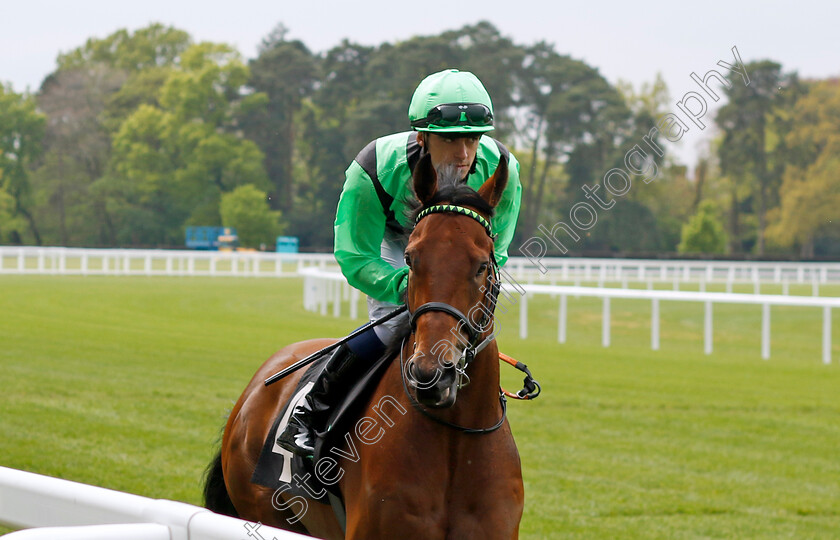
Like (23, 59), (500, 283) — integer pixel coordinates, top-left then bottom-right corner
(407, 360), (458, 409)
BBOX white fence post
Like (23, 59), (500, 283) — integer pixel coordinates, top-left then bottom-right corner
(333, 280), (341, 317)
(824, 307), (832, 365)
(704, 301), (713, 355)
(762, 303), (770, 360)
(319, 279), (328, 316)
(519, 294), (528, 340)
(350, 287), (359, 320)
(558, 295), (567, 344)
(602, 297), (611, 348)
(651, 298), (660, 351)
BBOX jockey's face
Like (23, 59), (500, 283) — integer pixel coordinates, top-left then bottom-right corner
(417, 132), (481, 179)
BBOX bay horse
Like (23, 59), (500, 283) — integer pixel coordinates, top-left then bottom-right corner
(204, 153), (524, 539)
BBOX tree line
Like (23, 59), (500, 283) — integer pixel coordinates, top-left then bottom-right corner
(0, 22), (837, 257)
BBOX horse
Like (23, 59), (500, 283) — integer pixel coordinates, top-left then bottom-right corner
(203, 152), (524, 539)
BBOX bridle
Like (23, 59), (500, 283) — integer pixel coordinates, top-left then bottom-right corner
(407, 204), (502, 384)
(400, 203), (506, 434)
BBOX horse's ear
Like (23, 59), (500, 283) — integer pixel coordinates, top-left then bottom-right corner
(477, 157), (508, 208)
(413, 153), (438, 205)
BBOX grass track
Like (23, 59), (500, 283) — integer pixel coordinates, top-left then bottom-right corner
(1, 275), (839, 538)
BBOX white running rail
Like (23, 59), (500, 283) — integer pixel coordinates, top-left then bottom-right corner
(505, 257), (840, 296)
(3, 247), (838, 291)
(0, 247), (337, 277)
(506, 256), (840, 284)
(300, 269), (839, 365)
(0, 466), (311, 540)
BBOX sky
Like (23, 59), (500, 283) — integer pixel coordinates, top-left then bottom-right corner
(2, 0), (839, 170)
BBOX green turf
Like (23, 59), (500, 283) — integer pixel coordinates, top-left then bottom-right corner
(1, 276), (838, 538)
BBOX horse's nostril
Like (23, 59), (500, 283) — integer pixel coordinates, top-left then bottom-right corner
(408, 361), (421, 381)
(408, 360), (429, 384)
(407, 359), (445, 390)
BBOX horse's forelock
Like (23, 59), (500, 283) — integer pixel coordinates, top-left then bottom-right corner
(434, 163), (462, 189)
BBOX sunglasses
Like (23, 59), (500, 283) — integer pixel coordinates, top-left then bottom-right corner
(411, 103), (493, 128)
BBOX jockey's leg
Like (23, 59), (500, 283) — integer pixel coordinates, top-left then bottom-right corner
(275, 308), (410, 457)
(277, 236), (410, 457)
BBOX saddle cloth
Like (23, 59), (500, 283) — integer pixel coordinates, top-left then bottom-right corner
(250, 348), (396, 502)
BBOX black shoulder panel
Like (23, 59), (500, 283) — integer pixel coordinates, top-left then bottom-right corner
(354, 139), (402, 234)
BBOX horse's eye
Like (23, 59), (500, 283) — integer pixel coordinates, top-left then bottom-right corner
(476, 262), (488, 277)
(404, 254), (412, 268)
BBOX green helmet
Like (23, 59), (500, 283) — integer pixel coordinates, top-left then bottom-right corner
(408, 69), (494, 133)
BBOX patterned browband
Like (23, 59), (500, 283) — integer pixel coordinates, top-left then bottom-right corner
(415, 204), (495, 240)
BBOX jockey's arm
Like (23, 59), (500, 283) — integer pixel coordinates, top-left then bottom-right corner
(334, 160), (409, 305)
(489, 152), (523, 268)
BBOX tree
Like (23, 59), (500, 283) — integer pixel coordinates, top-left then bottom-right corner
(244, 25), (319, 213)
(287, 40), (374, 248)
(716, 60), (801, 254)
(0, 185), (18, 239)
(766, 80), (840, 256)
(617, 72), (670, 120)
(32, 66), (125, 245)
(597, 75), (673, 252)
(0, 84), (46, 243)
(57, 24), (191, 135)
(103, 43), (269, 246)
(220, 184), (282, 248)
(27, 23), (194, 247)
(678, 200), (727, 254)
(511, 42), (640, 250)
(57, 23), (191, 73)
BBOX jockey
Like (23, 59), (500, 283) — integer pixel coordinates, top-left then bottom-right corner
(276, 68), (523, 457)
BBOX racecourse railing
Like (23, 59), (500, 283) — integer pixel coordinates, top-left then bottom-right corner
(300, 269), (839, 365)
(0, 466), (311, 539)
(0, 246), (337, 277)
(505, 256), (840, 293)
(2, 246), (839, 291)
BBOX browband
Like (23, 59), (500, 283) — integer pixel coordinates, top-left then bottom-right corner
(415, 204), (495, 240)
